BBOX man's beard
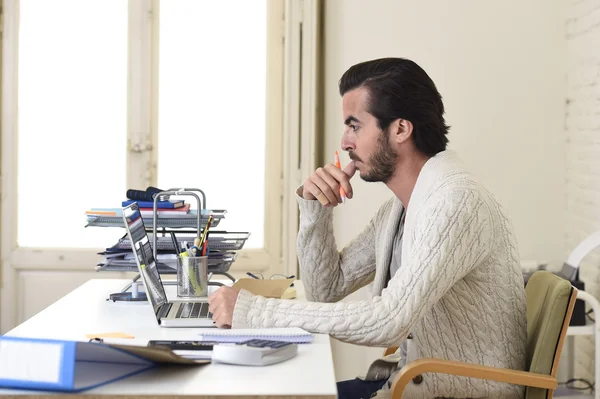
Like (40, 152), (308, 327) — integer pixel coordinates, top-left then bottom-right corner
(350, 129), (398, 183)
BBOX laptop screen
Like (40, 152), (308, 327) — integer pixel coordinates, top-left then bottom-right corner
(122, 203), (167, 314)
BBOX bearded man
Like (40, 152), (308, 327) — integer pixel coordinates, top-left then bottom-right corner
(209, 57), (527, 399)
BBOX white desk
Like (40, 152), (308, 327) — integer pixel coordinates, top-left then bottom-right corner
(1, 279), (338, 398)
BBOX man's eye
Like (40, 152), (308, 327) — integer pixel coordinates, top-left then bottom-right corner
(350, 125), (358, 131)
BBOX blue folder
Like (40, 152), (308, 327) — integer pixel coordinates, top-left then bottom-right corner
(0, 336), (208, 392)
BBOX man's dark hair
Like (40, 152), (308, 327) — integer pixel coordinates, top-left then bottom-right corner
(339, 58), (449, 156)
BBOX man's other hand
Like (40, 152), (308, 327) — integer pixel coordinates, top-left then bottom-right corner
(302, 161), (356, 206)
(208, 286), (239, 328)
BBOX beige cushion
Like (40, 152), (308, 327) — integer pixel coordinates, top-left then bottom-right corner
(525, 271), (572, 399)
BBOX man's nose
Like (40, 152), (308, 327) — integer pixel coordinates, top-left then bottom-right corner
(341, 130), (355, 152)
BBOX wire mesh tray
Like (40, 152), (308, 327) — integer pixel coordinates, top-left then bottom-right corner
(207, 252), (238, 273)
(204, 232), (251, 251)
(96, 252), (237, 275)
(85, 210), (226, 229)
(95, 262), (176, 274)
(115, 231), (250, 252)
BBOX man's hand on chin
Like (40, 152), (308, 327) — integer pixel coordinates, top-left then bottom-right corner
(207, 286), (239, 328)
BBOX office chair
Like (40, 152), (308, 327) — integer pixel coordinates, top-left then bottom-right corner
(386, 271), (577, 399)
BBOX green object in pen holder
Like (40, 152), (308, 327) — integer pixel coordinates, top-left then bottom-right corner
(177, 255), (208, 298)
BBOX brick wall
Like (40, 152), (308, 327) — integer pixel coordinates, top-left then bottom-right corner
(566, 0), (600, 381)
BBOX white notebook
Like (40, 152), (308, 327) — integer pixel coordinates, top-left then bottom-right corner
(199, 327), (313, 343)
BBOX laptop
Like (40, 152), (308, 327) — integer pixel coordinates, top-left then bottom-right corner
(122, 202), (215, 327)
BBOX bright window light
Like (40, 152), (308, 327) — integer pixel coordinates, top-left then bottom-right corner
(158, 1), (267, 248)
(17, 0), (127, 248)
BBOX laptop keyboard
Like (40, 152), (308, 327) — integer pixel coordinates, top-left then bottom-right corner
(175, 302), (211, 319)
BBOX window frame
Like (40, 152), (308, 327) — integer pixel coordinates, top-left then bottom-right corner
(0, 0), (308, 332)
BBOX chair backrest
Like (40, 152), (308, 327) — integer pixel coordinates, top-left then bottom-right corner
(525, 271), (577, 399)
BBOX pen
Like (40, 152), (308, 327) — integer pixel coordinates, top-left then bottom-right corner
(247, 272), (261, 279)
(170, 232), (181, 256)
(335, 151), (346, 204)
(196, 215), (213, 251)
(201, 232), (209, 256)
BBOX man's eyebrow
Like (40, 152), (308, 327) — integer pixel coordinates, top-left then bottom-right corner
(344, 116), (360, 125)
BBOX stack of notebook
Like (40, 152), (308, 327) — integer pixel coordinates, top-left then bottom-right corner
(198, 328), (314, 344)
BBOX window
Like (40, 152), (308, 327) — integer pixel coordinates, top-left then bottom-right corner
(11, 1), (282, 269)
(17, 0), (128, 248)
(157, 1), (267, 249)
(1, 0), (320, 332)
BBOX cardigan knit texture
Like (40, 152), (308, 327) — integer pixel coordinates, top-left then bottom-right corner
(232, 150), (527, 398)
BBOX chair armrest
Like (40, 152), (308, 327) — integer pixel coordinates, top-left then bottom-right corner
(390, 358), (557, 399)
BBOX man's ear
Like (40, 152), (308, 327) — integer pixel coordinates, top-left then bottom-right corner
(391, 119), (413, 144)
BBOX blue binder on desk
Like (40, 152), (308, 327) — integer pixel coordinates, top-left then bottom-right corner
(0, 336), (208, 392)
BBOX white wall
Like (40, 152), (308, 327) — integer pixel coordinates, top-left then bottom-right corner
(565, 0), (600, 381)
(322, 0), (567, 381)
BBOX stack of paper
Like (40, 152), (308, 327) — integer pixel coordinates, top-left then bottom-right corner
(86, 205), (192, 219)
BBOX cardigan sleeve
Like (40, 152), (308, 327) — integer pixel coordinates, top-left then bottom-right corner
(232, 188), (494, 346)
(293, 195), (394, 303)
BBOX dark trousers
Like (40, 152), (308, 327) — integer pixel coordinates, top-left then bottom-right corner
(336, 378), (387, 399)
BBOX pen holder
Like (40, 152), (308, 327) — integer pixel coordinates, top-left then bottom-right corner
(177, 256), (208, 298)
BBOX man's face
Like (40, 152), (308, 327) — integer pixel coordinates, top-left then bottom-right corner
(341, 87), (398, 183)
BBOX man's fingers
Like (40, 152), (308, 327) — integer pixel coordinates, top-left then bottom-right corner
(343, 161), (357, 178)
(301, 182), (317, 200)
(208, 292), (221, 314)
(210, 302), (223, 321)
(325, 162), (356, 200)
(303, 160), (357, 204)
(207, 291), (216, 304)
(307, 173), (334, 205)
(315, 168), (342, 204)
(304, 180), (329, 205)
(214, 311), (232, 329)
(341, 161), (356, 199)
(312, 170), (339, 205)
(208, 301), (216, 314)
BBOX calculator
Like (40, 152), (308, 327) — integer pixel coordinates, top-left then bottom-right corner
(211, 339), (298, 366)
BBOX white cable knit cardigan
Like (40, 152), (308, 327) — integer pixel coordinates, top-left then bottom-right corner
(232, 151), (527, 398)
